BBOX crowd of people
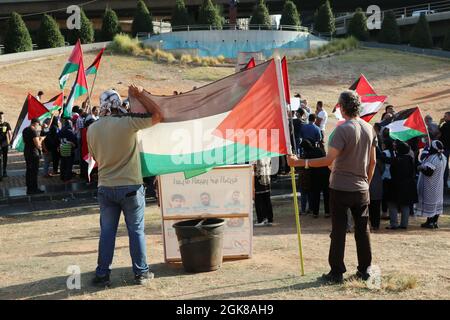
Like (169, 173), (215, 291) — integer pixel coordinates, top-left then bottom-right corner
(282, 96), (449, 232)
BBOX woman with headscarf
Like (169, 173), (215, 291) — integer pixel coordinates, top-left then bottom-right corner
(416, 140), (447, 228)
(58, 118), (78, 182)
(387, 140), (418, 229)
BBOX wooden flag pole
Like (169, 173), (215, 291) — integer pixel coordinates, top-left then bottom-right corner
(274, 55), (305, 276)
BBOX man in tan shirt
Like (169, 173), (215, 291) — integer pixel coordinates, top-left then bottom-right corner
(88, 85), (162, 287)
(288, 90), (377, 284)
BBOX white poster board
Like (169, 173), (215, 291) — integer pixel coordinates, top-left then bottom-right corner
(159, 165), (253, 262)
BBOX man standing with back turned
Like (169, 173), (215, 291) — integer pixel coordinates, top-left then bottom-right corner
(288, 90), (377, 284)
(88, 85), (163, 287)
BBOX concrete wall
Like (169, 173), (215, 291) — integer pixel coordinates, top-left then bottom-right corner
(142, 30), (321, 58)
(0, 42), (110, 66)
(361, 41), (450, 59)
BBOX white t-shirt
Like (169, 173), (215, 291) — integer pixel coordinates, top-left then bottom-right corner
(317, 110), (328, 130)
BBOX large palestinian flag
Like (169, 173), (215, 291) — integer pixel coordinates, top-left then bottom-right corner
(59, 39), (83, 89)
(334, 74), (387, 123)
(12, 94), (51, 151)
(130, 59), (289, 178)
(386, 107), (428, 141)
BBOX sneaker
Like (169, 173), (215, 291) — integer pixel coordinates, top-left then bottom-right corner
(324, 213), (331, 218)
(433, 223), (439, 229)
(254, 219), (269, 227)
(135, 271), (154, 285)
(398, 226), (407, 230)
(266, 221), (273, 226)
(321, 272), (344, 284)
(92, 274), (111, 287)
(385, 226), (398, 230)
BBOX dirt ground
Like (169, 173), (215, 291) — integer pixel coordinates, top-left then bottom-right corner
(0, 200), (448, 300)
(1, 47), (450, 128)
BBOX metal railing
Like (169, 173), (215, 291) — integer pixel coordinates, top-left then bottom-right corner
(139, 24), (310, 36)
(335, 0), (450, 30)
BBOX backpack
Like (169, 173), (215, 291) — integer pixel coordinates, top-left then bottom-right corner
(60, 141), (72, 157)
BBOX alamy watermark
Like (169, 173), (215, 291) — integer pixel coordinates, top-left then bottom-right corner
(66, 265), (81, 290)
(367, 5), (382, 30)
(66, 5), (81, 30)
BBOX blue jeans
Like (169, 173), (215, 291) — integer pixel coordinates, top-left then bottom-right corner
(43, 152), (52, 175)
(388, 203), (409, 228)
(96, 184), (149, 276)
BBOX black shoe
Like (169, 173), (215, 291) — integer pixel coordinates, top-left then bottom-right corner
(92, 274), (111, 287)
(321, 272), (344, 284)
(135, 271), (154, 285)
(324, 213), (331, 218)
(313, 214), (319, 219)
(421, 222), (434, 229)
(433, 223), (439, 229)
(386, 226), (398, 230)
(355, 271), (370, 281)
(26, 189), (44, 195)
(398, 226), (407, 230)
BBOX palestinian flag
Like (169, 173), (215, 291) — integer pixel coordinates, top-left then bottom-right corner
(63, 58), (88, 118)
(59, 39), (82, 89)
(242, 57), (255, 70)
(386, 107), (428, 141)
(12, 94), (51, 151)
(281, 56), (291, 105)
(86, 48), (105, 75)
(44, 93), (64, 113)
(130, 59), (289, 178)
(334, 74), (387, 123)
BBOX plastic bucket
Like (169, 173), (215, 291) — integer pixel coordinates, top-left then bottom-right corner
(173, 218), (225, 273)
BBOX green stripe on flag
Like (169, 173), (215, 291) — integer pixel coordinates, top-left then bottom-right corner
(389, 128), (425, 141)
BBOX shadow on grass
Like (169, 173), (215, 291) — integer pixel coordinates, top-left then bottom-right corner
(0, 263), (187, 300)
(190, 278), (326, 300)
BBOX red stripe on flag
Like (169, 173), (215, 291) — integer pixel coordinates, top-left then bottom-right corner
(404, 107), (428, 135)
(281, 56), (291, 105)
(27, 94), (49, 120)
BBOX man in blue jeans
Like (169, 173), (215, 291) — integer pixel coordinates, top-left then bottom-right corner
(87, 86), (163, 287)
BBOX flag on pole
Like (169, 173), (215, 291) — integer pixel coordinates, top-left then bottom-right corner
(59, 39), (83, 89)
(63, 58), (88, 118)
(244, 57), (255, 70)
(86, 48), (105, 75)
(281, 56), (291, 105)
(130, 59), (289, 178)
(333, 74), (387, 123)
(386, 107), (428, 141)
(44, 93), (64, 112)
(11, 94), (51, 151)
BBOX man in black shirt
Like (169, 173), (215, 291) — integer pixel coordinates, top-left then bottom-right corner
(0, 112), (12, 179)
(22, 118), (44, 194)
(439, 112), (450, 191)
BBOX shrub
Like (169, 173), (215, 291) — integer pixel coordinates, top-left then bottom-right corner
(101, 8), (121, 41)
(347, 8), (369, 41)
(378, 11), (401, 44)
(198, 0), (223, 29)
(280, 0), (301, 28)
(249, 0), (272, 30)
(132, 0), (154, 36)
(171, 0), (190, 29)
(410, 14), (433, 48)
(36, 14), (65, 49)
(314, 0), (335, 34)
(180, 54), (193, 64)
(108, 34), (143, 55)
(4, 12), (33, 53)
(66, 8), (94, 44)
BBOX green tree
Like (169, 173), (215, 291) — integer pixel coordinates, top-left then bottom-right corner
(198, 0), (223, 29)
(314, 0), (335, 34)
(378, 10), (401, 44)
(67, 8), (94, 44)
(4, 12), (33, 53)
(249, 0), (272, 30)
(410, 14), (433, 48)
(280, 0), (301, 29)
(347, 8), (369, 41)
(171, 0), (190, 29)
(37, 14), (65, 49)
(132, 0), (154, 36)
(101, 8), (121, 41)
(443, 28), (450, 51)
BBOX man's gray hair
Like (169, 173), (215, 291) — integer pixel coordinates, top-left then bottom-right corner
(339, 90), (361, 118)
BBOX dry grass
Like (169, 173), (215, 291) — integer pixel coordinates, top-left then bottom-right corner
(0, 199), (448, 300)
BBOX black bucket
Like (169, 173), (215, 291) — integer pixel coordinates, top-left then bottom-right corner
(173, 218), (225, 273)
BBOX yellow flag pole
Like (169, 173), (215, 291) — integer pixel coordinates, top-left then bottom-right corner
(274, 55), (305, 276)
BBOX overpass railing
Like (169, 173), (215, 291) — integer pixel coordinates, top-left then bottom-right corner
(335, 0), (450, 30)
